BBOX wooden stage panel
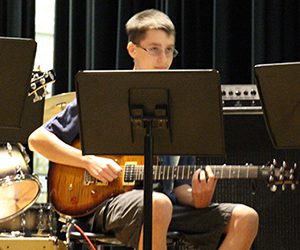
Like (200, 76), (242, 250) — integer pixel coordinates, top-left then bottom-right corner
(0, 236), (66, 250)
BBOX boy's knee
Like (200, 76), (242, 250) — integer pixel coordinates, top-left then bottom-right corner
(152, 193), (173, 222)
(232, 204), (259, 233)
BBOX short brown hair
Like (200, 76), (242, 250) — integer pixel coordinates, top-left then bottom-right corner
(126, 9), (175, 44)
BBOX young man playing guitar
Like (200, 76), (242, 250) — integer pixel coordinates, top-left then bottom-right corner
(28, 9), (258, 250)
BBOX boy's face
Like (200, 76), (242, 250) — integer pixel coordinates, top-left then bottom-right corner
(127, 29), (176, 70)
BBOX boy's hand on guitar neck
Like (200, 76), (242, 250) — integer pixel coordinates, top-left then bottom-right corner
(192, 166), (217, 208)
(84, 155), (123, 184)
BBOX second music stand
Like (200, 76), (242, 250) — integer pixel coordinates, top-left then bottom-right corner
(255, 62), (300, 149)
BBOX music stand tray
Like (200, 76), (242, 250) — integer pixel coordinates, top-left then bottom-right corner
(255, 62), (300, 149)
(75, 69), (225, 249)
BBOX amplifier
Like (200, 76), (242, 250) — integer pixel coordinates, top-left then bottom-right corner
(221, 84), (260, 100)
(221, 84), (262, 115)
(0, 236), (66, 250)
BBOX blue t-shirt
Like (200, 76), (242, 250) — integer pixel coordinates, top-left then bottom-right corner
(44, 98), (194, 204)
(44, 99), (79, 145)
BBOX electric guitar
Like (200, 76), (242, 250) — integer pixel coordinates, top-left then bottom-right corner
(48, 141), (298, 217)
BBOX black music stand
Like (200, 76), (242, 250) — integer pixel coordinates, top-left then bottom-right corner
(255, 62), (300, 149)
(75, 69), (225, 250)
(0, 37), (44, 144)
(0, 37), (46, 225)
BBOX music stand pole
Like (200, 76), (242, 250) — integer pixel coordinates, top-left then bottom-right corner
(143, 120), (153, 250)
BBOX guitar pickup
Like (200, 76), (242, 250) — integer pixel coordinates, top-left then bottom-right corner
(83, 170), (108, 186)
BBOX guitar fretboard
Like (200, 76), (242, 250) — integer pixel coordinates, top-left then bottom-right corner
(124, 164), (261, 182)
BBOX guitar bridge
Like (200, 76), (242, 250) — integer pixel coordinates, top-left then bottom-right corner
(83, 171), (107, 186)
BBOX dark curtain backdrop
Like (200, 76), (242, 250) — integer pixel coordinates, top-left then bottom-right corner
(53, 0), (300, 94)
(53, 0), (215, 93)
(0, 0), (35, 38)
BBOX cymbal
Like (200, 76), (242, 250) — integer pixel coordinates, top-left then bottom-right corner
(43, 92), (76, 123)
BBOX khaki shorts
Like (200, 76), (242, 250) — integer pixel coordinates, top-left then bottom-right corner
(91, 189), (235, 249)
(169, 203), (235, 249)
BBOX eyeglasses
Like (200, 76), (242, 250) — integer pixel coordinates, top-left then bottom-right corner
(135, 44), (179, 58)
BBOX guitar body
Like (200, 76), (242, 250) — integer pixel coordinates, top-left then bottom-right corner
(48, 141), (144, 217)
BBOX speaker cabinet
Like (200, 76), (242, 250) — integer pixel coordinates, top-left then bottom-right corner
(212, 114), (300, 250)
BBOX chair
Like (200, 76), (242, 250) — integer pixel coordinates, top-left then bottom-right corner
(67, 227), (187, 250)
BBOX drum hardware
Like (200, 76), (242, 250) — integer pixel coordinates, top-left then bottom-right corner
(35, 203), (58, 236)
(0, 203), (57, 237)
(5, 142), (29, 164)
(59, 215), (75, 249)
(17, 143), (30, 164)
(47, 205), (58, 236)
(17, 166), (25, 179)
(6, 142), (12, 154)
(17, 212), (26, 236)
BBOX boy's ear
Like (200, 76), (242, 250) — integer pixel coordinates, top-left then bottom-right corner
(127, 41), (136, 58)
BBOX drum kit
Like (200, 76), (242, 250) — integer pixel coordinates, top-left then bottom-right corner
(0, 91), (76, 239)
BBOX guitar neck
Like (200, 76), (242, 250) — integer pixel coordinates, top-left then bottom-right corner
(124, 164), (266, 182)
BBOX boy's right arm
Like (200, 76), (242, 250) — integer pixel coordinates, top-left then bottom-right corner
(28, 126), (122, 184)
